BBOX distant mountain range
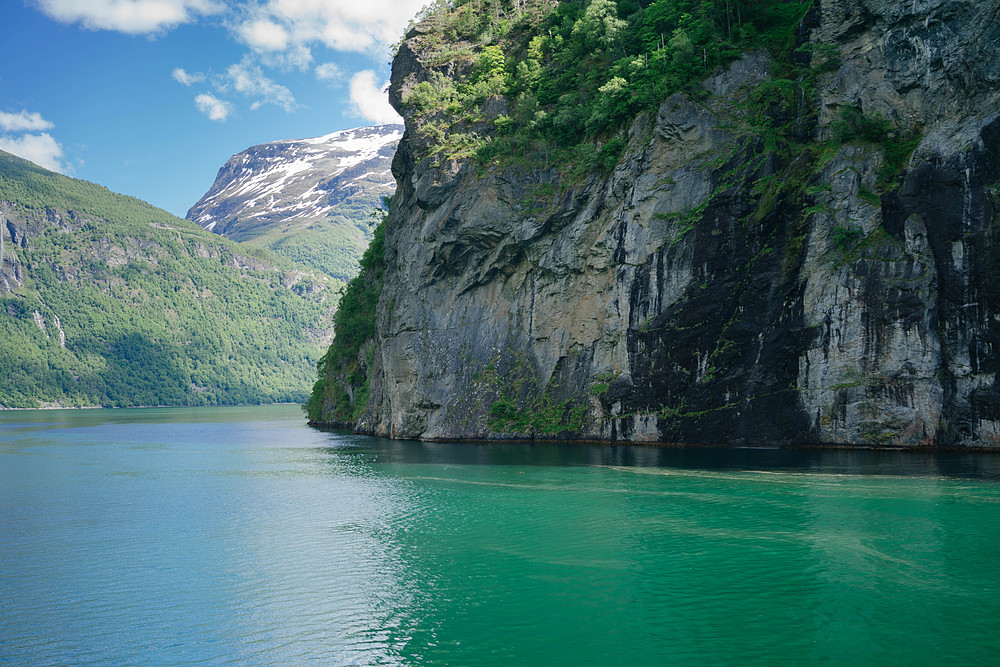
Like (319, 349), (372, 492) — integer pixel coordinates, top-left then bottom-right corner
(0, 150), (335, 409)
(187, 125), (402, 282)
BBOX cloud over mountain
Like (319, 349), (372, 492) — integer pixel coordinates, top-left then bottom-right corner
(225, 60), (298, 112)
(0, 133), (67, 173)
(349, 71), (401, 125)
(0, 109), (68, 172)
(195, 93), (232, 121)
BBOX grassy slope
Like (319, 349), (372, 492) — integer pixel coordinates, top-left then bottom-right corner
(0, 150), (334, 408)
(237, 185), (382, 284)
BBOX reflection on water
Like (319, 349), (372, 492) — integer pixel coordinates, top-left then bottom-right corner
(1, 406), (999, 665)
(329, 432), (1000, 481)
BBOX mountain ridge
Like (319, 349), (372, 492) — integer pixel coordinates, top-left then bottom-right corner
(187, 125), (402, 282)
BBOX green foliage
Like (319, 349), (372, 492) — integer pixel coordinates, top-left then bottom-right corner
(879, 129), (922, 191)
(832, 106), (893, 144)
(405, 73), (460, 116)
(572, 0), (627, 52)
(304, 197), (391, 423)
(830, 225), (864, 253)
(858, 187), (881, 207)
(0, 151), (188, 232)
(748, 78), (801, 128)
(657, 397), (689, 420)
(0, 150), (332, 409)
(463, 45), (510, 103)
(831, 105), (922, 191)
(488, 393), (586, 435)
(597, 137), (627, 172)
(399, 0), (815, 175)
(252, 228), (359, 284)
(475, 356), (587, 436)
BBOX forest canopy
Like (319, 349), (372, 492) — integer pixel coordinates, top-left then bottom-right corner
(399, 0), (815, 167)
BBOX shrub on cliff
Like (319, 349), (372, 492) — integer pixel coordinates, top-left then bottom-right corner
(399, 0), (815, 170)
(304, 198), (390, 424)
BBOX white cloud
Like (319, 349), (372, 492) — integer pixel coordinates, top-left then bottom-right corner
(172, 67), (206, 85)
(239, 18), (289, 51)
(0, 109), (69, 172)
(348, 70), (401, 124)
(34, 0), (223, 34)
(315, 62), (344, 84)
(195, 93), (232, 121)
(0, 109), (55, 133)
(0, 133), (70, 173)
(233, 0), (428, 58)
(180, 58), (299, 118)
(225, 60), (298, 112)
(256, 44), (313, 71)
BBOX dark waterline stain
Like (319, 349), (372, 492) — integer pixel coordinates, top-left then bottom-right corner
(324, 432), (1000, 481)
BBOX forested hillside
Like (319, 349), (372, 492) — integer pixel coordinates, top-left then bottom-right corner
(0, 150), (334, 408)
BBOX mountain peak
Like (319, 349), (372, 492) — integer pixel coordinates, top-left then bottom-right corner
(186, 124), (402, 280)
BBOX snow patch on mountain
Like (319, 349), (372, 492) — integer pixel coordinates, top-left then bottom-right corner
(186, 125), (402, 242)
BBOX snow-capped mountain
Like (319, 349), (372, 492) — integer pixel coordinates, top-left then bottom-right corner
(187, 124), (402, 281)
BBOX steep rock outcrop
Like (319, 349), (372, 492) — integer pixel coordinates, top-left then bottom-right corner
(328, 0), (1000, 447)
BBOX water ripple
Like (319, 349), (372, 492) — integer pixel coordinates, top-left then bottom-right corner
(2, 406), (999, 665)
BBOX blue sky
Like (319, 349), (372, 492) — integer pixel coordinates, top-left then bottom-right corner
(0, 0), (425, 217)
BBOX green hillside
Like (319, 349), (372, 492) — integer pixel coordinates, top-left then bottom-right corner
(0, 150), (335, 408)
(235, 195), (377, 283)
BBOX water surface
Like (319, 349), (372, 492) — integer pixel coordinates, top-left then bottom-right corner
(2, 405), (999, 665)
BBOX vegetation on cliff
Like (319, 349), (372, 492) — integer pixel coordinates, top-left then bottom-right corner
(304, 198), (389, 424)
(306, 0), (823, 428)
(399, 0), (815, 168)
(0, 151), (333, 408)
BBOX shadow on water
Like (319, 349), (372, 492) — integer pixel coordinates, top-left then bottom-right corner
(321, 431), (1000, 481)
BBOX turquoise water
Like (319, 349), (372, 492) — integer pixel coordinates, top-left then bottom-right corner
(1, 405), (999, 665)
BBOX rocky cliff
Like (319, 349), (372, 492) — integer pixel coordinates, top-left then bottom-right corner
(312, 0), (1000, 448)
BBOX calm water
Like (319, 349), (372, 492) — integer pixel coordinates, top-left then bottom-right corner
(2, 406), (999, 665)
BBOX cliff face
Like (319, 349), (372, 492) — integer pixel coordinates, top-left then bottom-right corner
(337, 0), (1000, 447)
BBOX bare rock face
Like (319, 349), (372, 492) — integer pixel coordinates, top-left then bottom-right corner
(349, 0), (1000, 447)
(797, 147), (944, 445)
